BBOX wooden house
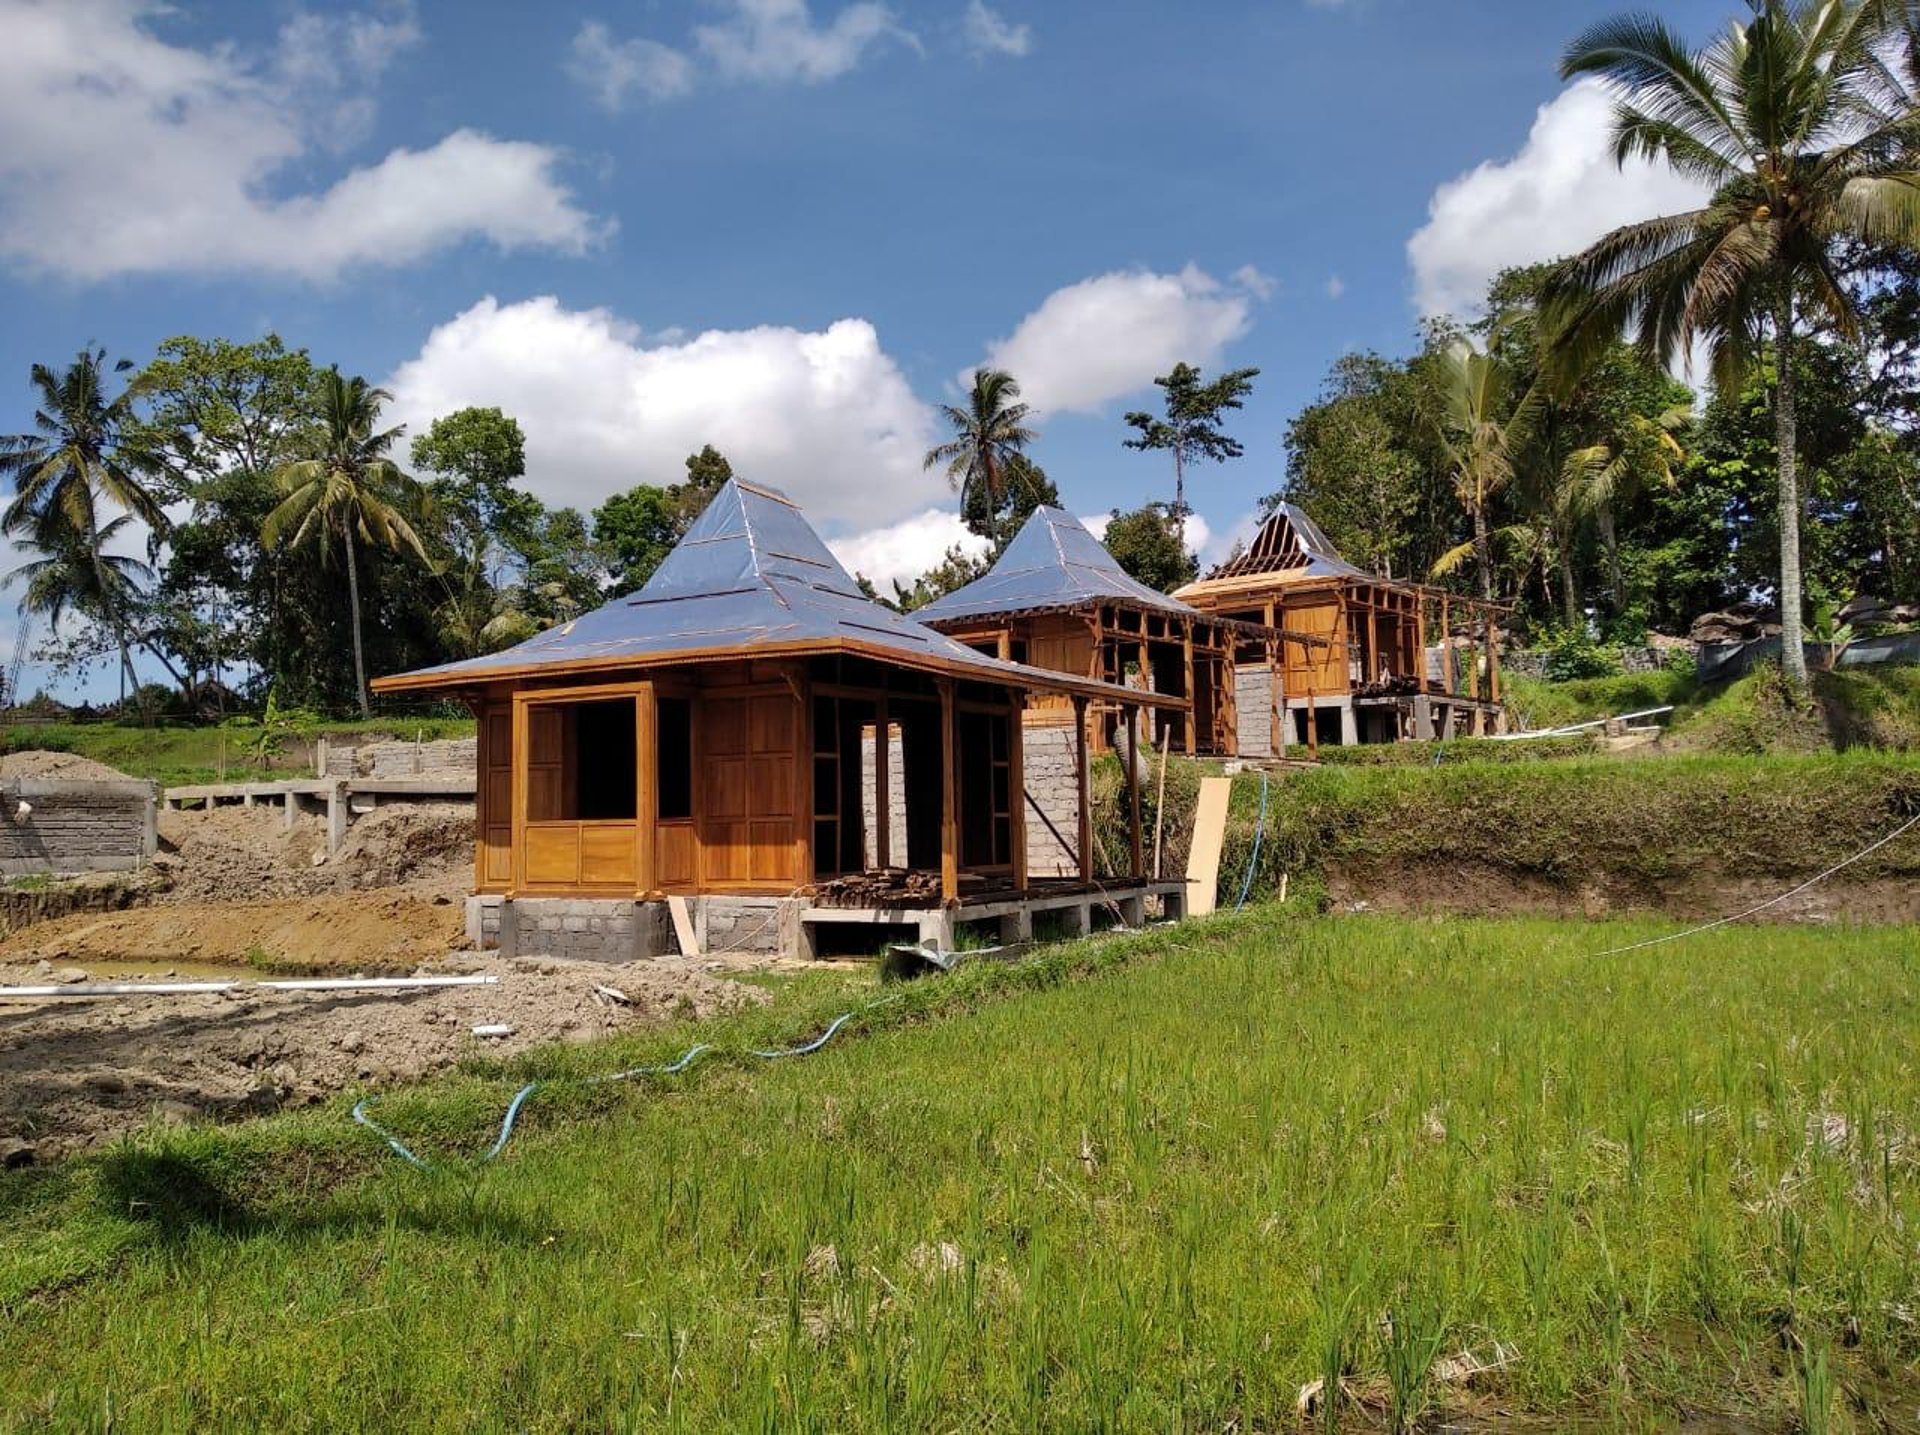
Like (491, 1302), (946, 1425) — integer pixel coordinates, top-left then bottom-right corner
(1174, 503), (1507, 748)
(372, 480), (1184, 959)
(914, 507), (1307, 758)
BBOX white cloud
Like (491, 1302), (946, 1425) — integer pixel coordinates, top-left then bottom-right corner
(1232, 264), (1277, 300)
(829, 509), (988, 589)
(975, 264), (1264, 415)
(695, 0), (913, 84)
(1325, 274), (1346, 300)
(385, 296), (944, 531)
(0, 0), (602, 282)
(567, 21), (694, 110)
(1407, 78), (1708, 319)
(962, 0), (1031, 58)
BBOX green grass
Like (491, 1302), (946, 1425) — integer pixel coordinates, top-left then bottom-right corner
(0, 716), (476, 789)
(6, 910), (1920, 1429)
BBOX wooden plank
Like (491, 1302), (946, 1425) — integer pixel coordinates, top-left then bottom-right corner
(580, 822), (638, 886)
(874, 695), (890, 871)
(1007, 696), (1027, 892)
(1073, 695), (1092, 885)
(1185, 777), (1232, 917)
(635, 684), (657, 896)
(666, 894), (699, 957)
(509, 695), (530, 895)
(1125, 705), (1144, 880)
(939, 679), (959, 904)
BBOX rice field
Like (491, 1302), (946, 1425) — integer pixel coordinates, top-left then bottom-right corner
(7, 910), (1920, 1431)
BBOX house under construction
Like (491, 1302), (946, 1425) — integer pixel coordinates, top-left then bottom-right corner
(372, 480), (1186, 961)
(1175, 503), (1507, 748)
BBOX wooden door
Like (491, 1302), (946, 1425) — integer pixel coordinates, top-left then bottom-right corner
(478, 705), (513, 890)
(699, 692), (798, 889)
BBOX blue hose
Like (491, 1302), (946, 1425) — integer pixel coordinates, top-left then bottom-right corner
(1233, 770), (1270, 912)
(356, 999), (901, 1168)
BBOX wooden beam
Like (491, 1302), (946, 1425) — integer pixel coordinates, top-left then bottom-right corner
(508, 694), (530, 896)
(1007, 695), (1027, 892)
(939, 677), (959, 904)
(635, 685), (657, 897)
(1182, 626), (1197, 756)
(1073, 694), (1092, 885)
(874, 693), (890, 871)
(1125, 704), (1144, 881)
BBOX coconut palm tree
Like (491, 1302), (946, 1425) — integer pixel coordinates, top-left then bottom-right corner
(0, 348), (169, 705)
(1543, 0), (1920, 685)
(924, 369), (1038, 547)
(263, 369), (426, 718)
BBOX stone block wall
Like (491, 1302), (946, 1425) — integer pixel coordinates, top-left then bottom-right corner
(1022, 719), (1081, 879)
(1234, 665), (1276, 759)
(320, 736), (477, 779)
(697, 897), (797, 956)
(0, 778), (157, 876)
(467, 895), (668, 962)
(859, 728), (906, 869)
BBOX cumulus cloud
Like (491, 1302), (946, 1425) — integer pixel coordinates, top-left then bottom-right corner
(566, 21), (694, 110)
(1407, 78), (1708, 319)
(828, 509), (989, 589)
(385, 296), (944, 531)
(975, 264), (1264, 415)
(1326, 274), (1346, 300)
(695, 0), (914, 84)
(962, 0), (1031, 58)
(0, 0), (601, 282)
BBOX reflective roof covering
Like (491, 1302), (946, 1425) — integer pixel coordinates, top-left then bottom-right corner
(374, 480), (1165, 698)
(914, 507), (1199, 627)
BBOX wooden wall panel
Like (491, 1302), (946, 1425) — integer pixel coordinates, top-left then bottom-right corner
(698, 689), (799, 890)
(480, 706), (513, 889)
(657, 822), (695, 889)
(1281, 600), (1347, 697)
(524, 824), (580, 885)
(579, 823), (638, 887)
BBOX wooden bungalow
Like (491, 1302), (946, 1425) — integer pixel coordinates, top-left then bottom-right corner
(371, 480), (1184, 959)
(1174, 503), (1507, 748)
(914, 507), (1316, 758)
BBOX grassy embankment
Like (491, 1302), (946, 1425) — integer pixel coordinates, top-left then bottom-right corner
(5, 910), (1920, 1429)
(0, 716), (475, 789)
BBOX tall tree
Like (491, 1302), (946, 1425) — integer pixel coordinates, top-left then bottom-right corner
(593, 446), (735, 598)
(0, 348), (170, 705)
(1544, 0), (1920, 685)
(1102, 503), (1198, 593)
(409, 407), (538, 575)
(263, 370), (426, 718)
(963, 452), (1060, 553)
(1122, 362), (1260, 517)
(1429, 341), (1533, 660)
(925, 369), (1038, 546)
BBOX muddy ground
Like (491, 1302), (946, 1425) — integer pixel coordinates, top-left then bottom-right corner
(0, 775), (777, 1161)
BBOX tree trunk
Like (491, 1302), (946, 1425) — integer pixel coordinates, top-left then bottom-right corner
(1774, 294), (1809, 688)
(1472, 499), (1497, 686)
(1598, 505), (1626, 613)
(1558, 539), (1581, 630)
(345, 519), (371, 720)
(1172, 445), (1186, 519)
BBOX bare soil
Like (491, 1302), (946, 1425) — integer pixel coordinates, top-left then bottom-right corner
(0, 751), (135, 782)
(0, 768), (778, 1161)
(0, 954), (768, 1159)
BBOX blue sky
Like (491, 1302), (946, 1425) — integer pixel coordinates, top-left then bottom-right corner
(0, 0), (1724, 695)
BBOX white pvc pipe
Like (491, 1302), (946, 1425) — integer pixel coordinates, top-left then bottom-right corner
(0, 974), (498, 1000)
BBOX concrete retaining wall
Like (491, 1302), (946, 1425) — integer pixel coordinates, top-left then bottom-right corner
(0, 778), (157, 876)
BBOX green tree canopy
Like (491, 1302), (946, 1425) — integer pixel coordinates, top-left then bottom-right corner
(1122, 362), (1259, 517)
(1102, 503), (1197, 593)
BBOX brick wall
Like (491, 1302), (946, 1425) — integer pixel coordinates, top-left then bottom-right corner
(467, 895), (668, 962)
(0, 779), (156, 876)
(859, 729), (906, 869)
(321, 736), (477, 779)
(1234, 665), (1276, 758)
(1022, 719), (1081, 879)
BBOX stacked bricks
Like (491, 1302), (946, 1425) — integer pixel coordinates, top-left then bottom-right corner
(1234, 665), (1275, 758)
(1021, 719), (1081, 878)
(468, 896), (668, 962)
(0, 779), (157, 876)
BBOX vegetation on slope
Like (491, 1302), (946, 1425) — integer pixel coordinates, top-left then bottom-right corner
(5, 912), (1919, 1429)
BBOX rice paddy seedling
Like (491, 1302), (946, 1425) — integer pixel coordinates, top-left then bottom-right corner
(6, 911), (1920, 1429)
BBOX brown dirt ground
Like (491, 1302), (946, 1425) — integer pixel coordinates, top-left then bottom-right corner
(0, 954), (769, 1159)
(0, 777), (779, 1161)
(0, 751), (134, 782)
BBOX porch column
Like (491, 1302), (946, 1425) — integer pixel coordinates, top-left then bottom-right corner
(1125, 702), (1144, 881)
(874, 692), (891, 870)
(1072, 694), (1092, 885)
(635, 685), (657, 896)
(1182, 627), (1196, 755)
(1007, 693), (1027, 892)
(939, 678), (959, 905)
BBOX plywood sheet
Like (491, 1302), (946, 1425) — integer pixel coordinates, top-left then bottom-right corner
(1185, 777), (1232, 917)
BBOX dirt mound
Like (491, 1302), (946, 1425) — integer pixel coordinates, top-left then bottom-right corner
(0, 954), (769, 1157)
(0, 750), (134, 782)
(0, 891), (467, 970)
(157, 802), (472, 903)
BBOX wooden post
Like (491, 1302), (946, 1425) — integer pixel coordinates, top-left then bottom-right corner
(1488, 609), (1502, 704)
(997, 630), (1012, 662)
(635, 686), (657, 897)
(874, 692), (890, 871)
(508, 694), (530, 896)
(939, 679), (959, 904)
(1125, 704), (1144, 881)
(1007, 693), (1027, 891)
(1415, 594), (1429, 694)
(1151, 732), (1170, 879)
(1440, 594), (1453, 694)
(1072, 694), (1092, 885)
(1182, 626), (1197, 755)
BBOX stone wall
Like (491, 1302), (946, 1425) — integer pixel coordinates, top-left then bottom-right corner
(467, 895), (668, 962)
(1234, 665), (1277, 759)
(859, 728), (907, 869)
(697, 897), (797, 956)
(1022, 719), (1081, 879)
(320, 735), (476, 779)
(0, 778), (157, 876)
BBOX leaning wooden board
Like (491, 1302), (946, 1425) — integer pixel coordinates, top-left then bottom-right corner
(1185, 777), (1232, 917)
